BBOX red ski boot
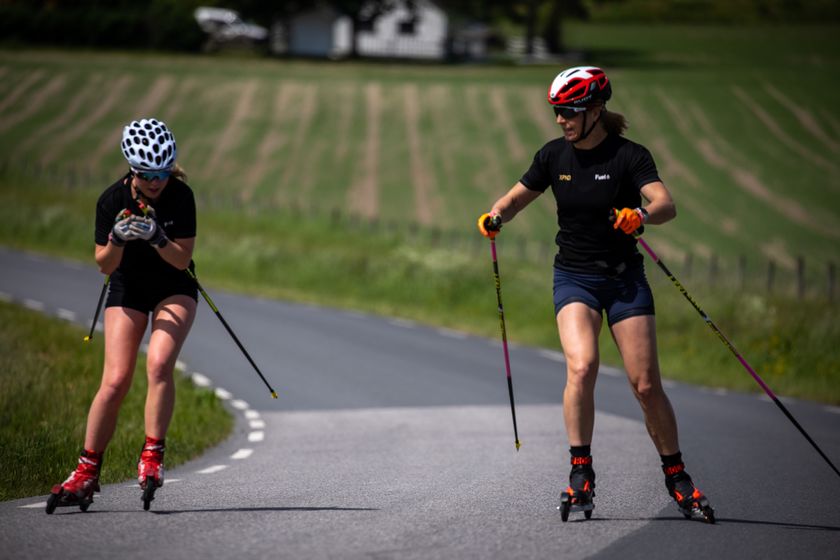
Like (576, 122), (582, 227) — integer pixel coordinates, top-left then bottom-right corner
(46, 450), (103, 514)
(138, 436), (165, 511)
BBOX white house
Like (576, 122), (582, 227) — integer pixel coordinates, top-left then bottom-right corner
(284, 1), (448, 60)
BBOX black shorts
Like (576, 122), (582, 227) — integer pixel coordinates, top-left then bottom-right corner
(105, 276), (198, 314)
(553, 264), (655, 327)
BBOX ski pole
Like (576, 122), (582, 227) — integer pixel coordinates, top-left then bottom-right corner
(484, 228), (522, 451)
(185, 268), (278, 399)
(617, 213), (840, 480)
(83, 276), (109, 342)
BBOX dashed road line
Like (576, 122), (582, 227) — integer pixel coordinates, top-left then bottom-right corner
(23, 298), (44, 311)
(248, 431), (265, 442)
(196, 465), (228, 474)
(231, 449), (254, 460)
(56, 308), (76, 321)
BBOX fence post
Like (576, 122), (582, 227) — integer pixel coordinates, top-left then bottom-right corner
(767, 259), (775, 294)
(796, 256), (805, 299)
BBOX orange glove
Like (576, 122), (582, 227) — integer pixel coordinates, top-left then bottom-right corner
(612, 207), (647, 235)
(477, 213), (502, 239)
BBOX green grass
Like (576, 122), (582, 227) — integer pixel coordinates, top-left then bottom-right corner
(0, 23), (838, 408)
(0, 300), (233, 501)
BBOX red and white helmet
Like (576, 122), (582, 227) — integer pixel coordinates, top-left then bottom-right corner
(548, 66), (612, 107)
(121, 118), (177, 172)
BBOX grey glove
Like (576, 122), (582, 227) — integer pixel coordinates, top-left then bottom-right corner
(109, 209), (137, 247)
(129, 216), (168, 248)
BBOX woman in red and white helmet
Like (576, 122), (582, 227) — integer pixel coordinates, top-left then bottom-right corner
(47, 118), (198, 513)
(478, 67), (714, 522)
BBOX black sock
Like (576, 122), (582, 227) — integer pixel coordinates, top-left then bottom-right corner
(660, 451), (683, 468)
(570, 445), (591, 458)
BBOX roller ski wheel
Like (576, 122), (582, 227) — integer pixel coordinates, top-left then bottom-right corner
(558, 455), (595, 522)
(138, 436), (165, 511)
(664, 463), (715, 524)
(141, 476), (158, 511)
(45, 483), (95, 515)
(559, 489), (594, 522)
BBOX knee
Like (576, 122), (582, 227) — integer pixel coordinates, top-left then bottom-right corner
(630, 378), (664, 407)
(146, 357), (174, 386)
(566, 360), (598, 390)
(98, 372), (132, 402)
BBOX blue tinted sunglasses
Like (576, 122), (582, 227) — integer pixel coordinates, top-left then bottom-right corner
(552, 105), (587, 119)
(134, 170), (171, 182)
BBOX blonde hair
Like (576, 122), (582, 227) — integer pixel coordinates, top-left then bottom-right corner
(170, 163), (188, 182)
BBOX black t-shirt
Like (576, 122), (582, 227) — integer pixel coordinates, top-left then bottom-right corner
(95, 173), (196, 287)
(520, 134), (660, 273)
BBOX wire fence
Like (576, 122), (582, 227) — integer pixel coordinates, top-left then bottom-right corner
(3, 158), (836, 303)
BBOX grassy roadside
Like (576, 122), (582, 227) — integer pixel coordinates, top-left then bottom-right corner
(1, 173), (837, 406)
(0, 300), (233, 501)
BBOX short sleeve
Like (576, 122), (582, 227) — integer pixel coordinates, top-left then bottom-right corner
(519, 147), (552, 193)
(629, 144), (660, 190)
(95, 193), (115, 246)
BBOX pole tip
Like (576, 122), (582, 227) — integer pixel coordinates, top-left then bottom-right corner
(270, 391), (278, 399)
(515, 440), (521, 451)
(83, 336), (92, 342)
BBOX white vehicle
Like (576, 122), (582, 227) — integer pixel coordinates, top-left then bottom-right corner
(194, 7), (268, 46)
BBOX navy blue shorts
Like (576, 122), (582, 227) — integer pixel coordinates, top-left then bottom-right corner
(553, 265), (655, 326)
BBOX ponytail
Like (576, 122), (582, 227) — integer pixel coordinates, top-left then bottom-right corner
(601, 109), (628, 136)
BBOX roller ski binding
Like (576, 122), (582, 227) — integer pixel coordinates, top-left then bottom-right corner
(138, 437), (165, 511)
(45, 450), (102, 514)
(559, 455), (595, 522)
(664, 463), (715, 524)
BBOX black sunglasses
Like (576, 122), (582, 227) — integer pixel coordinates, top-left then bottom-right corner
(552, 105), (587, 119)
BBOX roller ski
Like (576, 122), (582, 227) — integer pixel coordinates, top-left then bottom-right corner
(558, 455), (595, 522)
(138, 437), (165, 511)
(45, 450), (102, 514)
(664, 463), (715, 524)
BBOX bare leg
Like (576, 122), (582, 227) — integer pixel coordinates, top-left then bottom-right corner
(84, 306), (148, 451)
(144, 295), (196, 439)
(610, 314), (680, 455)
(557, 303), (603, 446)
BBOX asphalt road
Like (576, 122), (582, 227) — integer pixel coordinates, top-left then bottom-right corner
(1, 246), (839, 559)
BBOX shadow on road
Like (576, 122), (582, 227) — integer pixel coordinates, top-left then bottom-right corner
(572, 515), (840, 532)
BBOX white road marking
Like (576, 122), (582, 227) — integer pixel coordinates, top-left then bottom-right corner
(20, 502), (47, 509)
(191, 372), (212, 387)
(231, 399), (250, 410)
(248, 431), (264, 442)
(23, 299), (44, 311)
(175, 360), (187, 372)
(249, 419), (266, 429)
(825, 405), (840, 415)
(437, 328), (467, 339)
(231, 449), (253, 460)
(57, 308), (76, 321)
(197, 465), (228, 474)
(215, 387), (232, 400)
(539, 349), (565, 362)
(389, 318), (416, 328)
(244, 410), (260, 420)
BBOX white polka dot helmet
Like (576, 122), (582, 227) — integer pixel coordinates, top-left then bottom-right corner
(120, 118), (177, 172)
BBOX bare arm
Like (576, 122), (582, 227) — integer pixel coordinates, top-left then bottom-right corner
(490, 182), (543, 223)
(639, 181), (676, 225)
(155, 237), (195, 271)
